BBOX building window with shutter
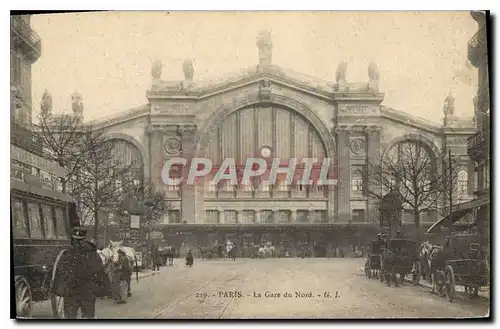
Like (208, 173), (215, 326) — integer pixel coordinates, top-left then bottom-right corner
(261, 210), (273, 224)
(351, 168), (364, 194)
(224, 210), (237, 224)
(351, 209), (366, 223)
(457, 170), (468, 197)
(167, 180), (180, 191)
(205, 210), (220, 224)
(278, 180), (289, 191)
(297, 210), (309, 223)
(207, 180), (217, 192)
(168, 210), (181, 224)
(242, 210), (255, 224)
(223, 181), (234, 192)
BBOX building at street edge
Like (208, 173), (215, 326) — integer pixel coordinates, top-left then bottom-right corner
(44, 30), (476, 256)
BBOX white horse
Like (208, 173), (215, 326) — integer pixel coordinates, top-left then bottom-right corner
(103, 241), (139, 296)
(419, 241), (442, 281)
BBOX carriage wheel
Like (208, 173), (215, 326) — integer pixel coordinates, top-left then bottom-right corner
(50, 250), (67, 319)
(445, 265), (456, 302)
(465, 285), (479, 298)
(15, 276), (33, 318)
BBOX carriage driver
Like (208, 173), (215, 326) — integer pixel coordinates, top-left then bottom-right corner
(52, 227), (107, 319)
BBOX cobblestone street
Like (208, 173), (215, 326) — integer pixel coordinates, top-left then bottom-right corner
(30, 258), (489, 319)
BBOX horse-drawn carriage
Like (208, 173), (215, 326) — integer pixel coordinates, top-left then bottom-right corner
(429, 234), (489, 302)
(364, 239), (383, 279)
(12, 174), (79, 318)
(381, 238), (419, 286)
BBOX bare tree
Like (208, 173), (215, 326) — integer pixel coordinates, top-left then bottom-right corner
(362, 139), (461, 241)
(34, 111), (87, 193)
(71, 130), (136, 239)
(124, 182), (169, 230)
(434, 148), (469, 232)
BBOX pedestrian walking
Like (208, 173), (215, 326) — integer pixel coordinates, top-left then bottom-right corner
(152, 244), (161, 271)
(111, 249), (131, 304)
(52, 227), (108, 319)
(185, 249), (194, 267)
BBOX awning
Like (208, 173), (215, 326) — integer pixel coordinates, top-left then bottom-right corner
(426, 196), (490, 233)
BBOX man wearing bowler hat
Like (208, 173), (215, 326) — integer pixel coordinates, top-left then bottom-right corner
(53, 227), (107, 319)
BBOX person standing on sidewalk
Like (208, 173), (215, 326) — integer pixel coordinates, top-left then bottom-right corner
(52, 227), (107, 319)
(152, 244), (161, 271)
(111, 249), (131, 304)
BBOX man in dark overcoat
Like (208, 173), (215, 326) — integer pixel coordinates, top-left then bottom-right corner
(52, 227), (107, 319)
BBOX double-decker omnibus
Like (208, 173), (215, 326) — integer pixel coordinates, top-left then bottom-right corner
(11, 145), (79, 318)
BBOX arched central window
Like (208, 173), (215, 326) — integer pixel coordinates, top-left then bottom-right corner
(204, 104), (328, 199)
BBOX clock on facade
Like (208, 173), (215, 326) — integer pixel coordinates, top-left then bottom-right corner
(260, 146), (272, 158)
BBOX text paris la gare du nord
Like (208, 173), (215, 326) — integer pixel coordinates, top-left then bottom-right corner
(161, 156), (338, 187)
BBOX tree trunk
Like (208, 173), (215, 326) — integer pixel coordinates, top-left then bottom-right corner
(94, 208), (99, 240)
(413, 210), (421, 243)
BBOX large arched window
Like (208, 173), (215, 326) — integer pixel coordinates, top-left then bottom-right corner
(107, 138), (144, 190)
(204, 104), (328, 199)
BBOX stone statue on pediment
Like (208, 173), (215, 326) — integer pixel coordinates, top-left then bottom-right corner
(40, 89), (52, 116)
(71, 92), (83, 117)
(368, 62), (380, 81)
(152, 60), (162, 80)
(443, 93), (455, 115)
(257, 30), (273, 66)
(335, 61), (347, 83)
(183, 59), (194, 81)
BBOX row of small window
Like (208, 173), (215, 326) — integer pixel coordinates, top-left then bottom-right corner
(165, 181), (327, 193)
(11, 160), (63, 191)
(12, 199), (68, 239)
(204, 210), (327, 224)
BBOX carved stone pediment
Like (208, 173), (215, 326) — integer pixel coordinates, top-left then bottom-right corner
(338, 104), (379, 116)
(446, 136), (469, 145)
(152, 103), (191, 115)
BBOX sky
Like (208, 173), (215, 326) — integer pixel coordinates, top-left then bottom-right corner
(31, 11), (478, 123)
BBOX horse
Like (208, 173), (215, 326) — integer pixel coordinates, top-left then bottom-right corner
(380, 249), (398, 287)
(419, 241), (443, 282)
(107, 241), (139, 297)
(159, 245), (175, 266)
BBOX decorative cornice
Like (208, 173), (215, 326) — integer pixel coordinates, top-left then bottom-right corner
(178, 124), (197, 136)
(86, 105), (150, 129)
(145, 124), (180, 135)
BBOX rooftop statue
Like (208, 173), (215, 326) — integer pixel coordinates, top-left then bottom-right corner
(183, 59), (194, 81)
(443, 93), (455, 116)
(368, 61), (380, 81)
(40, 89), (53, 115)
(335, 61), (347, 82)
(152, 60), (162, 80)
(257, 30), (273, 65)
(71, 92), (83, 115)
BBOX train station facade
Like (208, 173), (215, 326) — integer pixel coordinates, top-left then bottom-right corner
(80, 32), (475, 256)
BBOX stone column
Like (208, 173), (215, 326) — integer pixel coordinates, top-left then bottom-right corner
(218, 209), (225, 224)
(179, 125), (197, 224)
(335, 126), (351, 223)
(291, 209), (297, 223)
(236, 210), (243, 224)
(145, 124), (165, 187)
(327, 184), (336, 222)
(366, 126), (382, 224)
